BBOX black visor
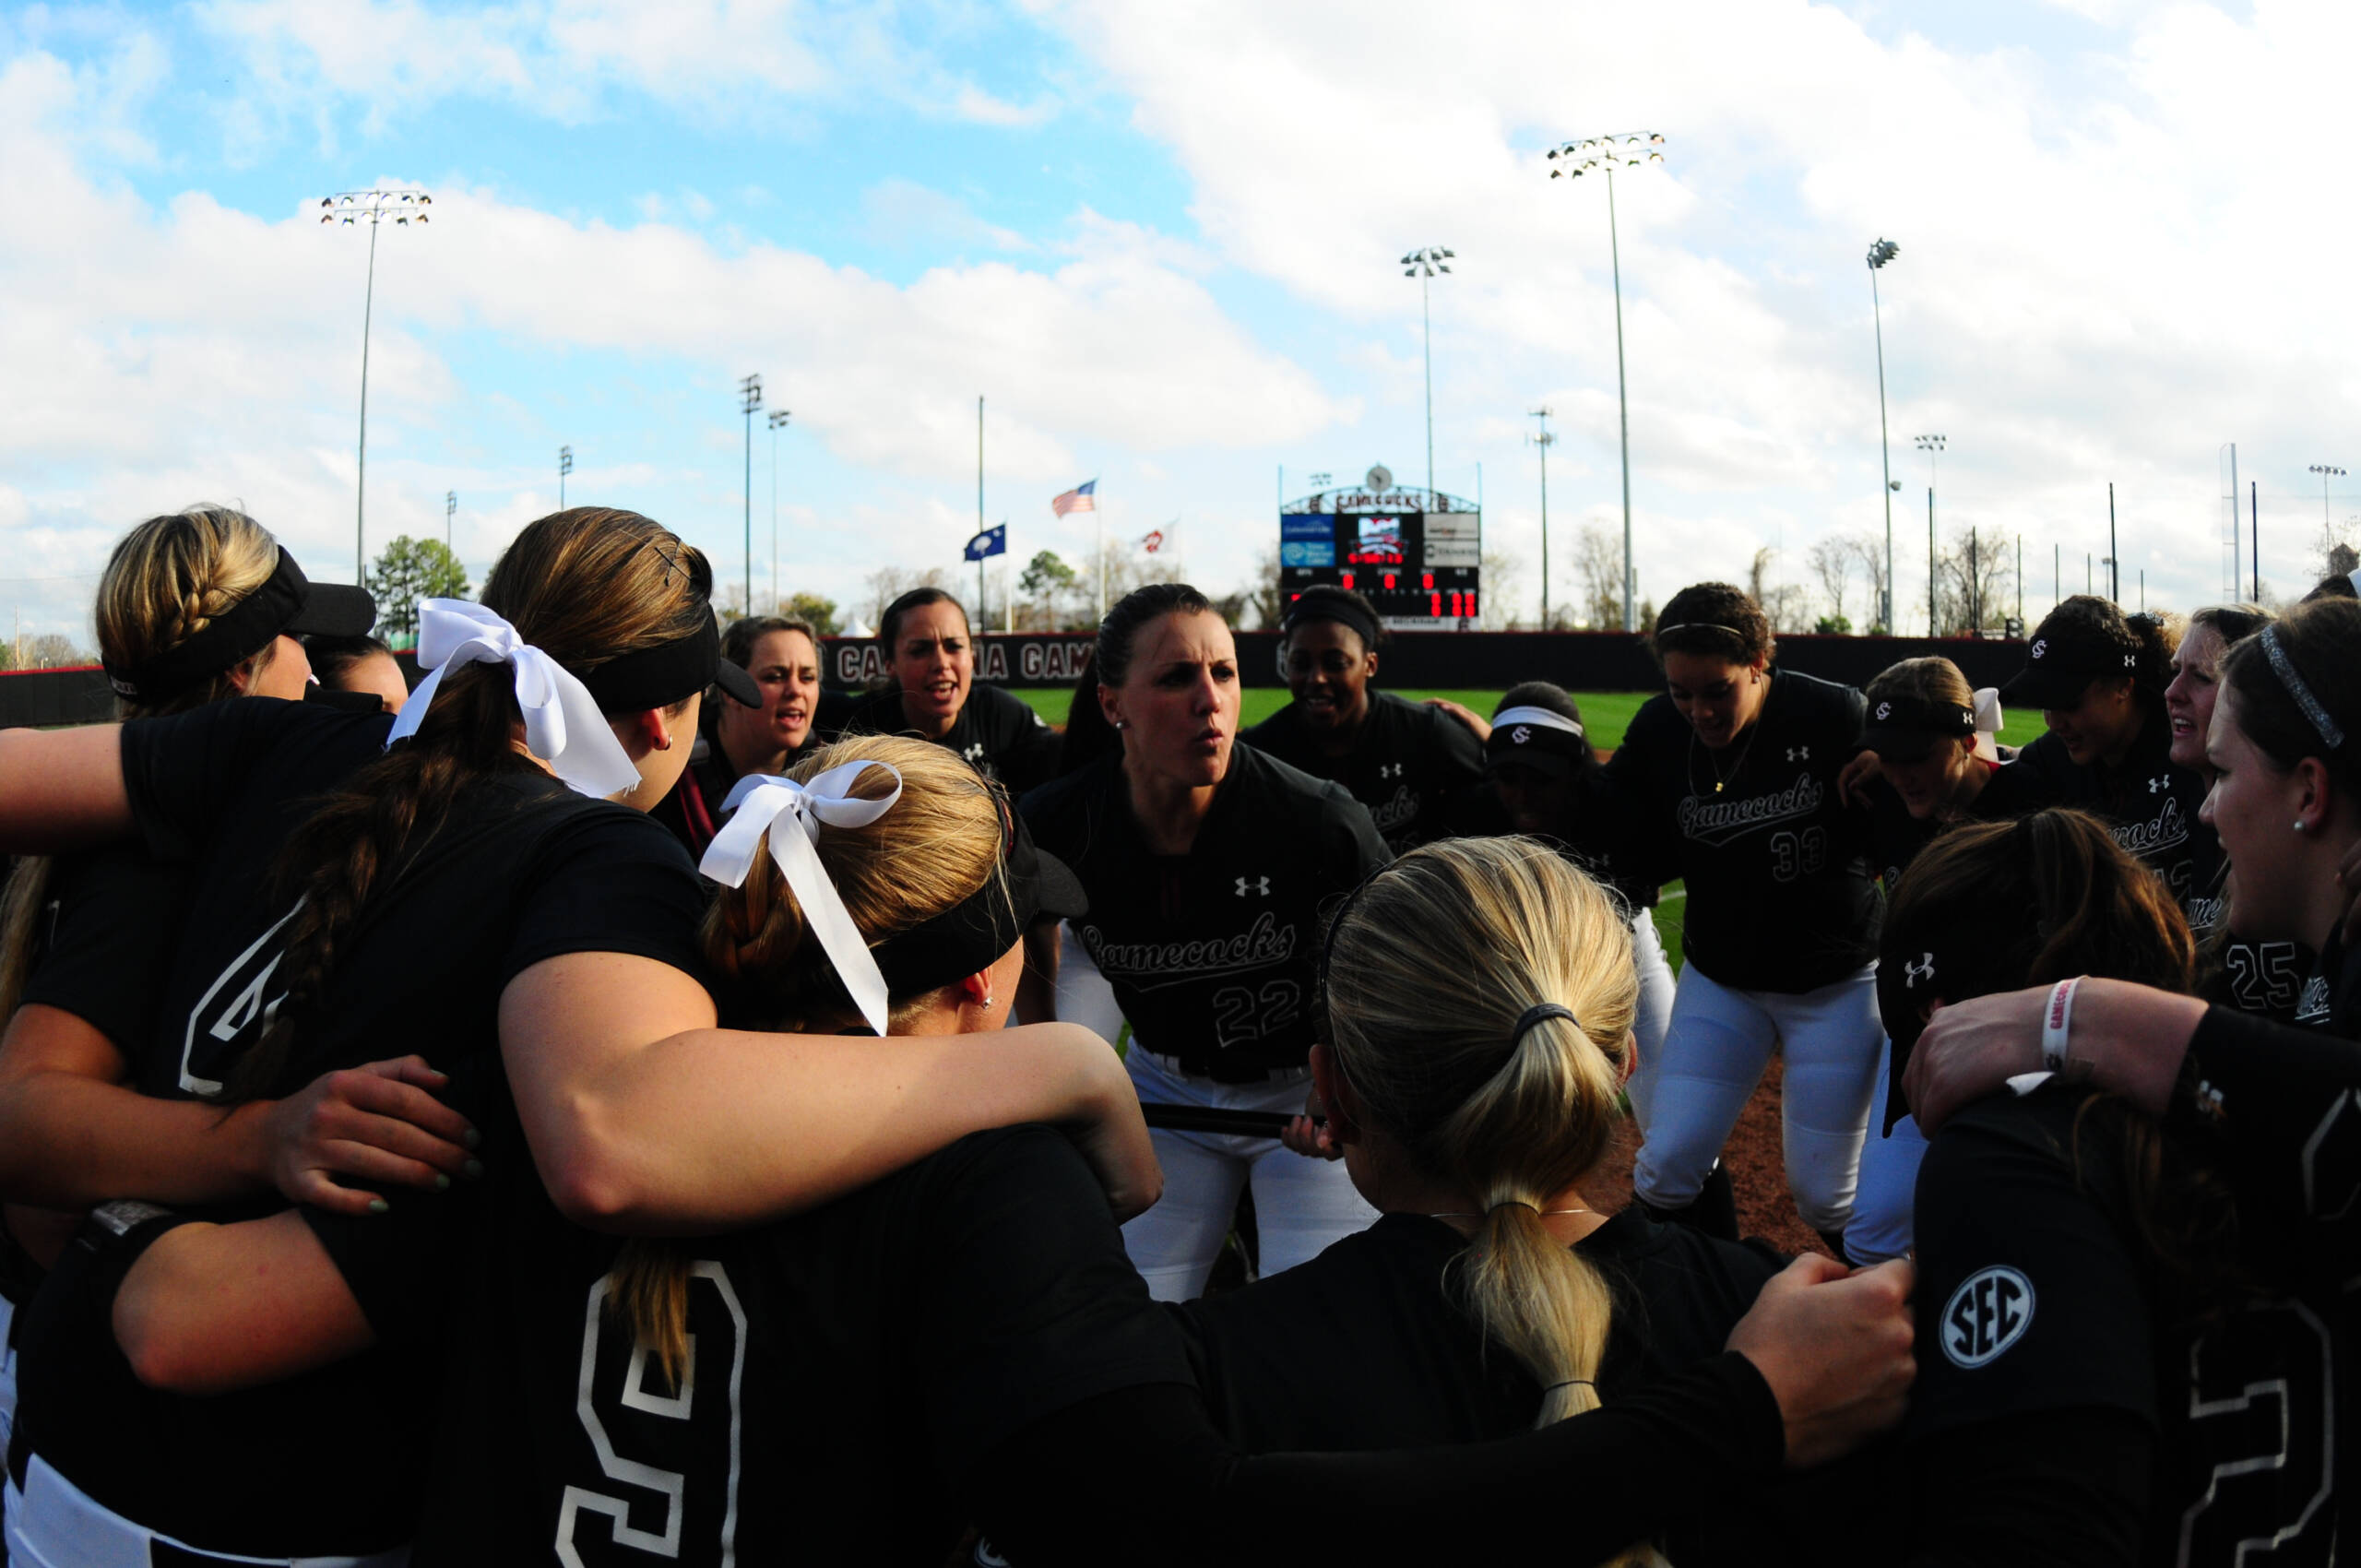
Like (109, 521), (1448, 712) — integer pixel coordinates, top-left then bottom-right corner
(579, 608), (762, 712)
(103, 547), (375, 705)
(870, 795), (1086, 996)
(1859, 694), (1976, 762)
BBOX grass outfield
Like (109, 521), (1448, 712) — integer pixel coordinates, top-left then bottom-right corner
(1005, 687), (2046, 752)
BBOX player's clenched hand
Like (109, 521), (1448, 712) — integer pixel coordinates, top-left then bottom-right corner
(1834, 749), (1882, 807)
(1280, 1087), (1342, 1160)
(258, 1056), (480, 1216)
(1726, 1254), (1915, 1470)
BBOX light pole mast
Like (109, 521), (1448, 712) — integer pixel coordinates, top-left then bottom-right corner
(558, 445), (572, 508)
(1400, 247), (1454, 500)
(1916, 434), (1944, 634)
(320, 187), (432, 583)
(445, 490), (456, 552)
(1530, 409), (1557, 627)
(770, 410), (791, 612)
(739, 374), (763, 617)
(1868, 239), (1901, 633)
(1548, 131), (1666, 632)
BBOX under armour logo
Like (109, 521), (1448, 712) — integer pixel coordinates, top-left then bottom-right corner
(1904, 952), (1937, 988)
(2030, 638), (2048, 659)
(1875, 702), (1892, 721)
(2148, 775), (2169, 794)
(962, 742), (987, 763)
(1236, 876), (1270, 897)
(1512, 725), (1532, 745)
(1786, 746), (1809, 763)
(1379, 763), (1404, 778)
(2122, 653), (2136, 669)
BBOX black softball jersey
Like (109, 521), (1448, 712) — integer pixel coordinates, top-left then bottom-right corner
(1906, 1082), (2352, 1565)
(1600, 669), (1881, 993)
(9, 697), (707, 1559)
(1020, 745), (1389, 1075)
(1239, 688), (1487, 853)
(844, 681), (1062, 793)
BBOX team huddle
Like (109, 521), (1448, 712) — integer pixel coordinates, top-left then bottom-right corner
(0, 503), (2355, 1566)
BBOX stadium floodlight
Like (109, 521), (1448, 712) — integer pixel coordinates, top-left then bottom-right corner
(1547, 131), (1667, 631)
(1868, 238), (1902, 630)
(320, 187), (433, 584)
(1402, 247), (1454, 501)
(2309, 463), (2345, 564)
(558, 444), (573, 508)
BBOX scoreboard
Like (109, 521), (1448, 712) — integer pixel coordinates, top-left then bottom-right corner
(1277, 478), (1480, 629)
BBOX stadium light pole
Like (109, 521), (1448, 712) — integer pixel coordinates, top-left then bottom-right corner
(739, 374), (763, 617)
(1401, 247), (1453, 500)
(769, 409), (791, 612)
(1916, 434), (1944, 634)
(2309, 464), (2344, 566)
(1530, 409), (1557, 627)
(320, 187), (432, 584)
(1548, 131), (1666, 632)
(558, 445), (572, 509)
(445, 490), (456, 552)
(1867, 238), (1901, 633)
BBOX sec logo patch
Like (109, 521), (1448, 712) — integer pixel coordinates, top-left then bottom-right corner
(1941, 1265), (2035, 1368)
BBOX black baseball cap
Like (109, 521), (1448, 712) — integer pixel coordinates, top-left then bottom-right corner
(1857, 693), (1976, 764)
(104, 546), (375, 705)
(1999, 619), (2139, 710)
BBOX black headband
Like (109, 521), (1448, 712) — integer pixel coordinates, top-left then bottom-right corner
(103, 549), (308, 705)
(1877, 873), (2043, 1129)
(1283, 594), (1382, 651)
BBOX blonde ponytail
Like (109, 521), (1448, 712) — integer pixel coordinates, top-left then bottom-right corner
(1326, 837), (1664, 1563)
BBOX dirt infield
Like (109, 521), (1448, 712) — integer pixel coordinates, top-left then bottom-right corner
(1584, 1053), (1831, 1259)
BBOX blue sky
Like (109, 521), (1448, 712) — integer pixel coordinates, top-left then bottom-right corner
(6, 0), (2360, 648)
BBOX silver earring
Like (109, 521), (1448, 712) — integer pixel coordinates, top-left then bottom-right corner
(2296, 820), (2308, 833)
(1114, 719), (1128, 730)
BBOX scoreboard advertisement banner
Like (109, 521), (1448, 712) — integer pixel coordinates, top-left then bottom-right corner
(1277, 488), (1480, 629)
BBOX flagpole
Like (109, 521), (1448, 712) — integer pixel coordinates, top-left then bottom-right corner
(1097, 485), (1107, 622)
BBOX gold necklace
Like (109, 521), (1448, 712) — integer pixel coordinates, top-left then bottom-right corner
(1691, 722), (1761, 795)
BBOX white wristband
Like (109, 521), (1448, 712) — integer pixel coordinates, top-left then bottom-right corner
(2041, 978), (2082, 1074)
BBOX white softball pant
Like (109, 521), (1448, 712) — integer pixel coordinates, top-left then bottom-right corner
(1621, 911), (1679, 1130)
(1631, 961), (1884, 1236)
(1120, 1046), (1380, 1302)
(1054, 922), (1127, 1046)
(1844, 1048), (1928, 1265)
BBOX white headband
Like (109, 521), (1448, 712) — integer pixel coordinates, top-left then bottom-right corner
(700, 765), (905, 1036)
(1491, 705), (1586, 739)
(386, 600), (642, 799)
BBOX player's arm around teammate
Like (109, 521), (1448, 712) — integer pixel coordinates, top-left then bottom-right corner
(1023, 584), (1389, 1301)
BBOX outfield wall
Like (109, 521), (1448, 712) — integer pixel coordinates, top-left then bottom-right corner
(0, 632), (2031, 729)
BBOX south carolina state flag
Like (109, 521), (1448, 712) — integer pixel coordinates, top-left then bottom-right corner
(964, 524), (1007, 561)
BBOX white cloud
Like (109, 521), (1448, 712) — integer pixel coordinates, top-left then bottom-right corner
(1029, 0), (2361, 624)
(0, 39), (1345, 635)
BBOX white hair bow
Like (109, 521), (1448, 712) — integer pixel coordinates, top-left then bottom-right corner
(700, 763), (906, 1036)
(1970, 687), (2005, 760)
(386, 600), (642, 799)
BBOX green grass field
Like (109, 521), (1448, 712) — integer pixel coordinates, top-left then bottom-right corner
(1006, 687), (2047, 752)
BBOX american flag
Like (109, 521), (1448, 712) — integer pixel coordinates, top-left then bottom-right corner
(1051, 480), (1097, 517)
